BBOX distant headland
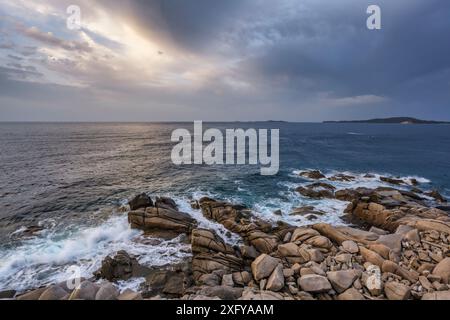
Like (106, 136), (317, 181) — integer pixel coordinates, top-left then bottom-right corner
(324, 117), (450, 124)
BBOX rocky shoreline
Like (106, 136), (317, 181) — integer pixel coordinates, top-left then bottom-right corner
(2, 170), (450, 300)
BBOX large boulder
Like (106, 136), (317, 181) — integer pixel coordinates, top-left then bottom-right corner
(266, 264), (284, 292)
(298, 275), (332, 293)
(128, 207), (197, 236)
(384, 282), (411, 300)
(337, 288), (365, 300)
(129, 193), (153, 210)
(69, 281), (100, 300)
(95, 250), (151, 281)
(191, 229), (235, 254)
(296, 184), (335, 199)
(277, 243), (309, 264)
(38, 285), (68, 300)
(155, 196), (178, 211)
(432, 258), (450, 284)
(143, 269), (191, 297)
(16, 288), (47, 300)
(95, 282), (119, 300)
(199, 198), (281, 254)
(246, 231), (279, 254)
(326, 270), (359, 293)
(192, 253), (243, 282)
(251, 254), (280, 281)
(299, 170), (326, 180)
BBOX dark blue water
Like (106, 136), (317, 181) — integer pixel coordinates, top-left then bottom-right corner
(0, 122), (449, 291)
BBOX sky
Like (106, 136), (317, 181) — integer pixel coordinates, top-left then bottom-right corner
(0, 0), (449, 122)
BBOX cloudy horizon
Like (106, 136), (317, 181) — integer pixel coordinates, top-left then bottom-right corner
(0, 0), (449, 122)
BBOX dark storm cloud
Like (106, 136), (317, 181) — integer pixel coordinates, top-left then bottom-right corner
(116, 0), (249, 52)
(0, 66), (43, 79)
(119, 0), (450, 101)
(1, 0), (449, 121)
(238, 0), (450, 96)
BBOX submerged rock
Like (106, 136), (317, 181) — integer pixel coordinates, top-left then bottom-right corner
(299, 170), (326, 180)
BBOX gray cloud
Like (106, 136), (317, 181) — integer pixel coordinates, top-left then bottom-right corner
(0, 0), (449, 121)
(17, 25), (92, 53)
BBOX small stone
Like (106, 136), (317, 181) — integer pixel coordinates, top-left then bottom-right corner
(300, 268), (315, 276)
(298, 275), (332, 293)
(283, 268), (294, 278)
(291, 263), (301, 274)
(232, 271), (252, 286)
(327, 270), (359, 293)
(240, 245), (259, 259)
(432, 281), (447, 291)
(418, 250), (431, 262)
(117, 289), (143, 300)
(342, 240), (359, 254)
(404, 229), (420, 242)
(288, 284), (299, 295)
(259, 279), (267, 291)
(222, 274), (234, 287)
(337, 288), (365, 300)
(266, 264), (284, 292)
(283, 232), (292, 243)
(307, 249), (325, 263)
(335, 253), (352, 264)
(419, 276), (433, 292)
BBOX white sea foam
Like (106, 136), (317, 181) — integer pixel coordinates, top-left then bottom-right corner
(1, 170), (435, 292)
(0, 214), (191, 292)
(174, 195), (243, 246)
(291, 169), (431, 190)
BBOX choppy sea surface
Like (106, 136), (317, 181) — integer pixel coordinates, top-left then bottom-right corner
(0, 122), (449, 292)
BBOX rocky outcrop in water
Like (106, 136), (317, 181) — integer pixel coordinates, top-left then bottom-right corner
(128, 205), (197, 238)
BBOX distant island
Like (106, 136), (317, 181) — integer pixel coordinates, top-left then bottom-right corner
(324, 117), (450, 124)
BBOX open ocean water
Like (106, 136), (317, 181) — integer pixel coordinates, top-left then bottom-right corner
(0, 122), (449, 292)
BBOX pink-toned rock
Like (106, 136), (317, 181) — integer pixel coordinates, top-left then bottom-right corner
(384, 282), (411, 300)
(298, 275), (332, 293)
(266, 264), (284, 292)
(251, 254), (280, 281)
(432, 258), (450, 284)
(359, 247), (385, 268)
(337, 288), (365, 300)
(327, 270), (359, 293)
(422, 291), (450, 300)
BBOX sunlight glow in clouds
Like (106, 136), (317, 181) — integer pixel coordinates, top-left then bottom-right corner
(0, 0), (449, 121)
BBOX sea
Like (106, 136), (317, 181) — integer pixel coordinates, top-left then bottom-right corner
(0, 122), (449, 292)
